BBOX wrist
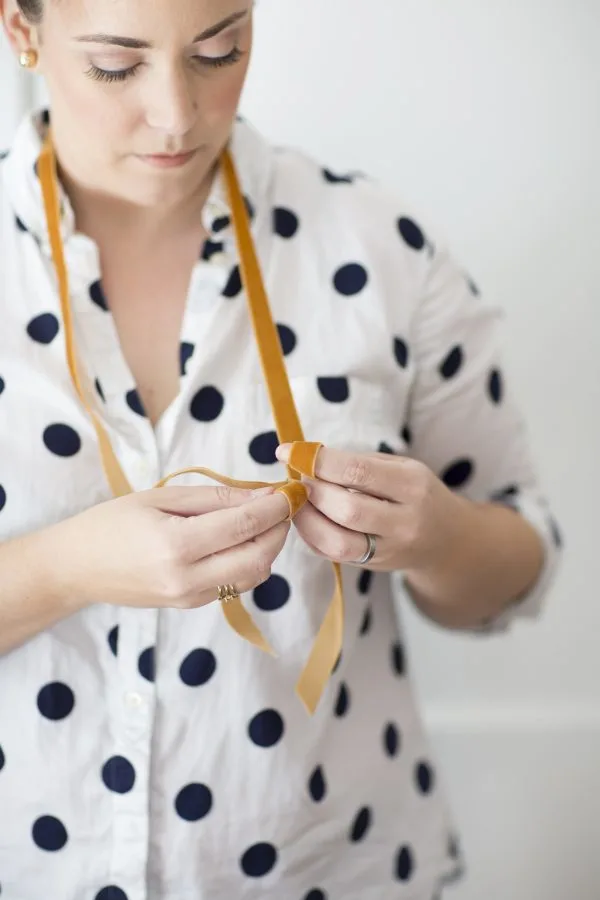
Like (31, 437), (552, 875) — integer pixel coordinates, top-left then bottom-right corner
(36, 519), (90, 616)
(402, 492), (480, 603)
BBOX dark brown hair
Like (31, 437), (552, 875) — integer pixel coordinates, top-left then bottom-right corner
(17, 0), (44, 23)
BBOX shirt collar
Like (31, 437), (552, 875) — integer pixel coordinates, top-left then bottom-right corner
(2, 108), (272, 251)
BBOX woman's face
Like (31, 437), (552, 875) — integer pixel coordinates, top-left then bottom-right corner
(25, 0), (253, 207)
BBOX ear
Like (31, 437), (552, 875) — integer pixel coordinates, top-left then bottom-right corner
(1, 0), (40, 56)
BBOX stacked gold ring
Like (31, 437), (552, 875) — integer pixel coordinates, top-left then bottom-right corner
(217, 584), (239, 604)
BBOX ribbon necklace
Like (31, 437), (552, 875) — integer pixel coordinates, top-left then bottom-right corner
(37, 133), (343, 715)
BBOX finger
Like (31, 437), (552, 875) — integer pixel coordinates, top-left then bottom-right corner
(144, 485), (275, 517)
(292, 502), (369, 564)
(177, 491), (291, 562)
(305, 479), (397, 535)
(278, 443), (407, 502)
(190, 520), (291, 602)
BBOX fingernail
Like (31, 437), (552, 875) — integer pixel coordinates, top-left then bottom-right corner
(276, 443), (291, 461)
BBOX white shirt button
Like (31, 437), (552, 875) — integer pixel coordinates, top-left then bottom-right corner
(209, 252), (227, 267)
(207, 202), (222, 219)
(124, 691), (143, 709)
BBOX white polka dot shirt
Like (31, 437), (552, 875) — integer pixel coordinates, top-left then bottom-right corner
(0, 111), (561, 900)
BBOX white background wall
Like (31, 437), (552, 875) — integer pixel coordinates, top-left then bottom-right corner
(2, 2), (599, 897)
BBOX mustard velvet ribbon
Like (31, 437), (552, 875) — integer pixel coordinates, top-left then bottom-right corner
(37, 135), (344, 715)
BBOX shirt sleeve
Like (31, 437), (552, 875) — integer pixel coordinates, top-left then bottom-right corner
(403, 236), (562, 631)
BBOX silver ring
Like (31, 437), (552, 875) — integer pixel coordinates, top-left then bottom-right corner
(355, 533), (377, 566)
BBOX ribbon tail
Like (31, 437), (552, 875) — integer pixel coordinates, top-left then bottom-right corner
(221, 596), (277, 657)
(295, 563), (344, 715)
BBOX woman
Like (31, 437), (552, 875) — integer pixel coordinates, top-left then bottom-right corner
(0, 1), (561, 898)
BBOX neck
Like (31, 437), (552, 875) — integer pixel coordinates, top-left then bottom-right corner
(57, 156), (219, 245)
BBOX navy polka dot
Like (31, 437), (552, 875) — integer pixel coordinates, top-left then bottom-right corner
(249, 431), (279, 465)
(244, 196), (255, 220)
(0, 376), (4, 395)
(333, 263), (368, 296)
(416, 761), (435, 794)
(359, 605), (372, 635)
(468, 277), (480, 296)
(43, 423), (81, 457)
(15, 214), (28, 232)
(201, 239), (224, 262)
(89, 280), (108, 311)
(395, 845), (415, 881)
(102, 756), (136, 794)
(274, 207), (299, 239)
(95, 888), (129, 900)
(323, 168), (354, 184)
(212, 215), (231, 234)
(0, 485), (5, 513)
(317, 376), (350, 403)
(32, 815), (68, 851)
(126, 389), (146, 417)
(334, 682), (350, 717)
(378, 442), (395, 455)
(489, 369), (503, 404)
(180, 342), (195, 376)
(349, 807), (372, 842)
(398, 217), (425, 251)
(384, 723), (400, 757)
(190, 386), (225, 422)
(304, 891), (327, 900)
(95, 378), (105, 402)
(26, 313), (60, 345)
(391, 642), (405, 676)
(401, 424), (412, 445)
(107, 626), (119, 657)
(253, 574), (290, 611)
(550, 517), (563, 548)
(308, 766), (327, 802)
(222, 265), (242, 298)
(240, 842), (278, 877)
(41, 109), (50, 126)
(358, 570), (373, 595)
(248, 709), (285, 747)
(37, 682), (75, 721)
(323, 169), (354, 184)
(277, 323), (297, 356)
(180, 649), (217, 687)
(394, 338), (409, 368)
(0, 745), (4, 771)
(441, 459), (474, 489)
(440, 346), (464, 379)
(175, 783), (213, 821)
(138, 647), (155, 682)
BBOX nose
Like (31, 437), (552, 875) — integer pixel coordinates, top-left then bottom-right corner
(144, 64), (198, 138)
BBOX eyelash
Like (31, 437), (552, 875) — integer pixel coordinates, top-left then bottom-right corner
(86, 46), (243, 84)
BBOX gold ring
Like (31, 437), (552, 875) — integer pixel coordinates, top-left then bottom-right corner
(217, 584), (239, 604)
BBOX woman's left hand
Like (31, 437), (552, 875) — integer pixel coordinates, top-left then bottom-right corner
(275, 442), (472, 574)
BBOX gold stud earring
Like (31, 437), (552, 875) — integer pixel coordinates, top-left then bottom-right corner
(19, 49), (39, 70)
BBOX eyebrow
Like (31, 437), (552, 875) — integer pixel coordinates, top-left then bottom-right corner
(74, 9), (248, 49)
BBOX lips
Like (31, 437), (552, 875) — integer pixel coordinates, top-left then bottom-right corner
(137, 149), (197, 168)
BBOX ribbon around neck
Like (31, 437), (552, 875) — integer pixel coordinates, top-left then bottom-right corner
(37, 133), (344, 715)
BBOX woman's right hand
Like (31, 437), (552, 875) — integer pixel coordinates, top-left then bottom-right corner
(46, 485), (292, 611)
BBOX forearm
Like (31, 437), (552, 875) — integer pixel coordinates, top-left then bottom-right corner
(0, 526), (83, 656)
(403, 498), (545, 630)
